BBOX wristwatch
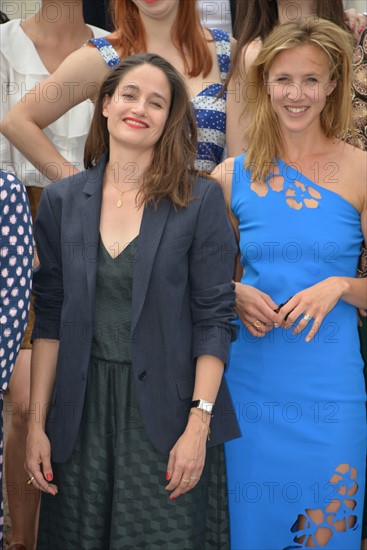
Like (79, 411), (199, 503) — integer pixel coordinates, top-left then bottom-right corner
(191, 399), (215, 415)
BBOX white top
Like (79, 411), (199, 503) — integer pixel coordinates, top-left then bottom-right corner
(198, 0), (233, 35)
(0, 19), (108, 187)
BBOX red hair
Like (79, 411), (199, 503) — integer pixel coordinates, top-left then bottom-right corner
(109, 0), (212, 77)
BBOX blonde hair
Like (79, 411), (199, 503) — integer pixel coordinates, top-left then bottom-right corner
(244, 18), (354, 182)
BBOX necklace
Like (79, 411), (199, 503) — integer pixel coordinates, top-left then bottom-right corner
(108, 179), (141, 208)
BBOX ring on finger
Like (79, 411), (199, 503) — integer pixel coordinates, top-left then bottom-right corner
(303, 314), (312, 321)
(190, 476), (197, 480)
(182, 478), (190, 483)
(26, 475), (35, 485)
(253, 320), (262, 329)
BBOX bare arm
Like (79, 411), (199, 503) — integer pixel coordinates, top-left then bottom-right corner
(226, 71), (249, 156)
(165, 181), (237, 499)
(211, 158), (279, 335)
(0, 52), (12, 167)
(339, 276), (367, 309)
(26, 338), (59, 495)
(165, 355), (225, 499)
(226, 41), (261, 157)
(210, 157), (239, 237)
(28, 339), (59, 435)
(339, 198), (367, 309)
(276, 195), (367, 341)
(25, 185), (64, 493)
(1, 46), (110, 181)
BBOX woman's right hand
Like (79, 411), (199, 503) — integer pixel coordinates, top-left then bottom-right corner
(25, 428), (58, 495)
(235, 282), (278, 336)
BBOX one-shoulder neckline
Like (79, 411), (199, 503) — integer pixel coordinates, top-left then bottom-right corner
(276, 158), (360, 216)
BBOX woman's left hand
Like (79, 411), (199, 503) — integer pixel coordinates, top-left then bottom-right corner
(165, 412), (208, 500)
(274, 277), (346, 342)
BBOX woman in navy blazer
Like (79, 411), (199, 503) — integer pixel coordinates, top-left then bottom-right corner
(25, 54), (240, 548)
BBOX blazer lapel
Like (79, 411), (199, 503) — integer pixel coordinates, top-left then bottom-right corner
(131, 198), (171, 333)
(81, 160), (104, 311)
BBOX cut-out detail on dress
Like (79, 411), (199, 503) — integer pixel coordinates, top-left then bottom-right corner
(283, 464), (359, 549)
(250, 180), (269, 197)
(250, 161), (323, 210)
(268, 174), (285, 193)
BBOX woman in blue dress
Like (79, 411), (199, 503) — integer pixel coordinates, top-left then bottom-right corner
(212, 18), (367, 550)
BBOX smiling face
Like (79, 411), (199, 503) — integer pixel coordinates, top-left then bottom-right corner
(102, 63), (171, 154)
(266, 43), (336, 136)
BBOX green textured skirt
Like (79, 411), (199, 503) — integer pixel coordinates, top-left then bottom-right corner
(36, 359), (230, 550)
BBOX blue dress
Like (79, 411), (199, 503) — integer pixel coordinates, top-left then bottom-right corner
(225, 155), (366, 550)
(89, 28), (230, 171)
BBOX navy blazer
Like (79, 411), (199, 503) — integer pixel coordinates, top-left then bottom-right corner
(33, 157), (240, 462)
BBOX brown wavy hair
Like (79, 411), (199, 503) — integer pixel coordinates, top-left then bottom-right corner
(84, 53), (197, 208)
(243, 18), (354, 183)
(230, 0), (347, 81)
(108, 0), (212, 78)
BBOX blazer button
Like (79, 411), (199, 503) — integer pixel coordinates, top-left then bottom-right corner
(138, 370), (147, 381)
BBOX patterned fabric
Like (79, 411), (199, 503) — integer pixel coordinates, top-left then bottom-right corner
(37, 239), (230, 548)
(37, 360), (230, 549)
(91, 238), (137, 363)
(193, 28), (230, 172)
(88, 36), (120, 67)
(350, 27), (367, 284)
(89, 29), (231, 172)
(0, 170), (33, 542)
(350, 27), (367, 151)
(0, 171), (33, 389)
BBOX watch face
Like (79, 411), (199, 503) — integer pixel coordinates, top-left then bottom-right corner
(191, 399), (214, 414)
(199, 400), (214, 413)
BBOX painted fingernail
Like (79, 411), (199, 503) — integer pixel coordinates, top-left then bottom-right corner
(165, 472), (171, 480)
(170, 495), (175, 501)
(46, 473), (53, 481)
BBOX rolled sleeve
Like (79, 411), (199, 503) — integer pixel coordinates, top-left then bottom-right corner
(189, 179), (237, 362)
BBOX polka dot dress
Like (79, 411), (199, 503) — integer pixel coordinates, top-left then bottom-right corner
(0, 170), (33, 540)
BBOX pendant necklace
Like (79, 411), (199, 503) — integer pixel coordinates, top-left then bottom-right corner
(108, 179), (141, 208)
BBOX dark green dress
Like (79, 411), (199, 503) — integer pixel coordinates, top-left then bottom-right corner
(37, 238), (230, 550)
